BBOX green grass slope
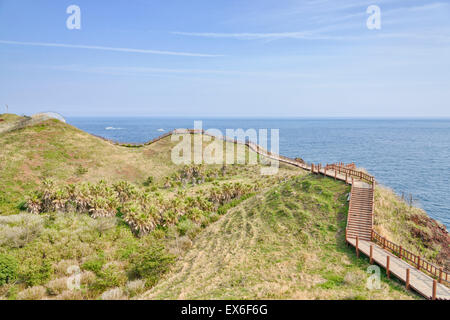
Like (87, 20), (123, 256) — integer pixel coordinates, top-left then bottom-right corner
(143, 174), (416, 300)
(0, 117), (290, 215)
(0, 116), (302, 300)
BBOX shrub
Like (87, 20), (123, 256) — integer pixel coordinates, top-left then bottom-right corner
(80, 271), (96, 286)
(82, 254), (105, 275)
(177, 219), (200, 239)
(0, 254), (18, 285)
(17, 285), (46, 300)
(208, 212), (220, 223)
(46, 277), (68, 295)
(54, 259), (79, 276)
(143, 176), (154, 186)
(21, 259), (52, 286)
(90, 264), (127, 292)
(90, 217), (116, 234)
(75, 165), (88, 176)
(125, 279), (145, 297)
(0, 213), (44, 248)
(128, 244), (175, 287)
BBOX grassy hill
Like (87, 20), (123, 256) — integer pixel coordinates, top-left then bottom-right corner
(143, 174), (416, 300)
(0, 114), (447, 300)
(0, 115), (291, 215)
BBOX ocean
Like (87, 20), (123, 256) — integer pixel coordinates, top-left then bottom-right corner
(67, 117), (450, 228)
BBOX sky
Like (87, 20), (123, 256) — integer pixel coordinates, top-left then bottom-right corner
(0, 0), (449, 117)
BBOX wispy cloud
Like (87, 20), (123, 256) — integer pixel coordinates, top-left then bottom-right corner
(171, 31), (358, 40)
(172, 2), (449, 42)
(171, 30), (450, 42)
(0, 40), (222, 57)
(39, 64), (317, 78)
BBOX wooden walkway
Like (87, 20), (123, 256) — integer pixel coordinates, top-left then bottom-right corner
(348, 238), (450, 300)
(242, 148), (450, 300)
(346, 184), (373, 241)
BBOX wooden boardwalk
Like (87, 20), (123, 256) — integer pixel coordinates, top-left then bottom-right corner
(346, 184), (373, 241)
(243, 149), (450, 300)
(348, 238), (450, 300)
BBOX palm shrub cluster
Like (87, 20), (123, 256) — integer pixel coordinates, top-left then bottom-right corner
(208, 182), (256, 207)
(164, 164), (225, 187)
(26, 179), (134, 218)
(26, 179), (257, 236)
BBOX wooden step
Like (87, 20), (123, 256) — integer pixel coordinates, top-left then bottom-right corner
(348, 219), (372, 226)
(347, 221), (372, 226)
(346, 232), (371, 239)
(347, 229), (372, 237)
(348, 213), (372, 218)
(349, 210), (372, 214)
(349, 211), (372, 215)
(347, 225), (372, 231)
(346, 232), (371, 238)
(347, 223), (372, 229)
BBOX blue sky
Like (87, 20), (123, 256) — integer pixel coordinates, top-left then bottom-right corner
(0, 0), (449, 117)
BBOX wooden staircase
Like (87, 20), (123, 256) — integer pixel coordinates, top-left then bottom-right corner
(346, 184), (373, 241)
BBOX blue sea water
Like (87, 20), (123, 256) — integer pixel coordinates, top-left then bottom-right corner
(67, 117), (450, 228)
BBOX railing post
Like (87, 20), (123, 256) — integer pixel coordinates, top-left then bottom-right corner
(432, 279), (437, 300)
(417, 256), (421, 270)
(406, 269), (410, 290)
(386, 256), (390, 279)
(382, 237), (386, 249)
(439, 267), (443, 284)
(345, 172), (348, 184)
(399, 246), (402, 259)
(370, 245), (373, 264)
(334, 169), (337, 180)
(311, 163), (314, 173)
(356, 236), (359, 258)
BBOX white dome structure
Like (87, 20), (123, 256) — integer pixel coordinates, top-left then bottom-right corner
(31, 112), (66, 123)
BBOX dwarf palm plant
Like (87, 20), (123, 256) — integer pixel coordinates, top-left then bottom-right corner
(26, 193), (42, 214)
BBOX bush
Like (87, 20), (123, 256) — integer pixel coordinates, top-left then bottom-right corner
(17, 285), (46, 300)
(125, 279), (145, 297)
(0, 213), (44, 248)
(75, 165), (88, 176)
(128, 244), (175, 287)
(90, 217), (117, 234)
(90, 264), (127, 292)
(0, 254), (18, 285)
(177, 219), (200, 239)
(143, 176), (154, 186)
(82, 254), (105, 275)
(21, 259), (52, 286)
(46, 277), (68, 295)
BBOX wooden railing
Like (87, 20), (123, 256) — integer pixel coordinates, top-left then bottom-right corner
(372, 230), (449, 287)
(325, 163), (375, 184)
